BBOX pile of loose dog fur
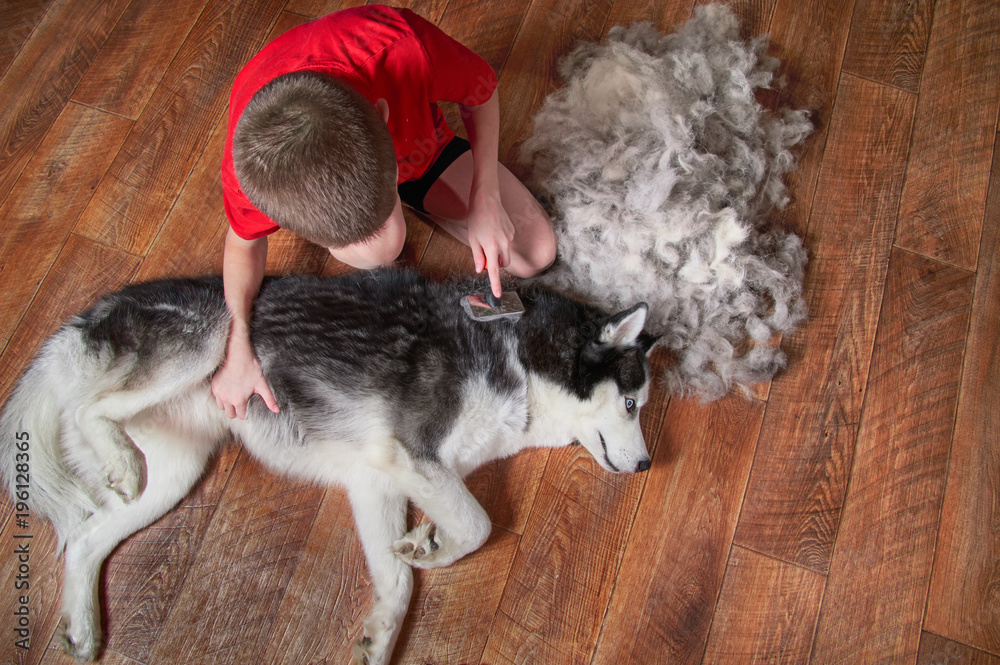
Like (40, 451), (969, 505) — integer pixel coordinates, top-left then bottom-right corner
(520, 5), (812, 400)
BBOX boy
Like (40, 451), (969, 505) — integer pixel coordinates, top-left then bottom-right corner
(213, 5), (556, 419)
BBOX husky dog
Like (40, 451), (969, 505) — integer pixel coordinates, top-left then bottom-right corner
(0, 269), (656, 665)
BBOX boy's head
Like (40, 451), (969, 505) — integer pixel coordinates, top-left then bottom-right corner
(233, 71), (397, 248)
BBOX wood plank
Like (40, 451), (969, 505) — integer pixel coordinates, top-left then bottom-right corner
(735, 74), (916, 574)
(701, 546), (824, 664)
(481, 450), (648, 664)
(437, 0), (530, 72)
(603, 0), (695, 37)
(258, 489), (520, 665)
(71, 0), (209, 119)
(0, 235), (141, 665)
(591, 395), (764, 665)
(0, 103), (132, 355)
(0, 0), (129, 205)
(765, 0), (856, 235)
(249, 490), (371, 665)
(704, 0), (776, 41)
(39, 644), (144, 665)
(72, 0), (287, 256)
(393, 528), (520, 664)
(100, 446), (240, 663)
(0, 0), (54, 80)
(0, 503), (60, 665)
(842, 0), (934, 93)
(924, 137), (1000, 654)
(917, 632), (1000, 665)
(811, 247), (974, 664)
(145, 454), (324, 665)
(605, 0), (776, 41)
(895, 0), (1000, 270)
(495, 0), (615, 170)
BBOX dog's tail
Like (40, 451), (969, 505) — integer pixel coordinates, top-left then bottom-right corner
(0, 338), (99, 547)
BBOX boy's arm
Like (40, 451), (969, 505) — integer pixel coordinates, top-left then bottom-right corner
(212, 228), (280, 419)
(461, 88), (514, 298)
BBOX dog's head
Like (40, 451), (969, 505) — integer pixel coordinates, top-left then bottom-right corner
(571, 303), (656, 474)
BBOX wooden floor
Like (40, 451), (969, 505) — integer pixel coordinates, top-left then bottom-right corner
(1, 0), (998, 663)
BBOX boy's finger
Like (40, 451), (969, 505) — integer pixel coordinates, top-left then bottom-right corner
(471, 243), (486, 275)
(258, 381), (281, 413)
(487, 260), (502, 298)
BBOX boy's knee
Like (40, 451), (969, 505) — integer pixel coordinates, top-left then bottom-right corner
(512, 209), (557, 277)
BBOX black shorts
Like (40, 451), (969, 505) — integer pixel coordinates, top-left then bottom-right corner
(396, 136), (471, 214)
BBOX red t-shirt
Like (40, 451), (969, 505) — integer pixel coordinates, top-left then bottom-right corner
(221, 5), (498, 240)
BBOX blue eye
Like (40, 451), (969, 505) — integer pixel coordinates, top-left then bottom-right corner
(625, 398), (636, 413)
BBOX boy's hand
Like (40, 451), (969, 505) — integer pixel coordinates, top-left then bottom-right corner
(468, 188), (515, 297)
(211, 342), (280, 420)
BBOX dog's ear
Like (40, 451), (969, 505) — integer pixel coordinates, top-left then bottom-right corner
(637, 331), (660, 356)
(598, 303), (648, 348)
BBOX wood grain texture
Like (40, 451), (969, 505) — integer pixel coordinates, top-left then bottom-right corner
(251, 490), (371, 665)
(438, 0), (531, 72)
(481, 451), (650, 665)
(603, 0), (695, 36)
(0, 0), (129, 205)
(38, 644), (143, 665)
(765, 0), (857, 235)
(702, 546), (824, 664)
(710, 0), (777, 40)
(73, 0), (287, 255)
(917, 632), (1000, 665)
(495, 0), (615, 169)
(101, 446), (240, 663)
(842, 0), (934, 93)
(735, 75), (916, 574)
(71, 0), (208, 119)
(811, 247), (973, 664)
(280, 0), (365, 20)
(895, 0), (1000, 270)
(0, 511), (60, 665)
(0, 0), (54, 80)
(924, 138), (1000, 654)
(0, 103), (132, 354)
(592, 396), (765, 665)
(393, 528), (520, 664)
(593, 396), (764, 665)
(146, 453), (324, 665)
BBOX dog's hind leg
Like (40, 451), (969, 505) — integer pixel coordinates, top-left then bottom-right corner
(59, 424), (217, 661)
(75, 380), (210, 503)
(393, 465), (491, 570)
(346, 470), (412, 665)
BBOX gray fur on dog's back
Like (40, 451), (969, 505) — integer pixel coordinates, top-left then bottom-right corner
(251, 272), (526, 459)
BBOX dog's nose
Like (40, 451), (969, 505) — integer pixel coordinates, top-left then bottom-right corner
(636, 458), (651, 472)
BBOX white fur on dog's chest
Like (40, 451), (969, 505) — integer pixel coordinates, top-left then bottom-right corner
(436, 372), (531, 477)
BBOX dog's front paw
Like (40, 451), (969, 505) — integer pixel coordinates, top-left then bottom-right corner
(393, 522), (442, 568)
(105, 449), (147, 503)
(58, 615), (99, 662)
